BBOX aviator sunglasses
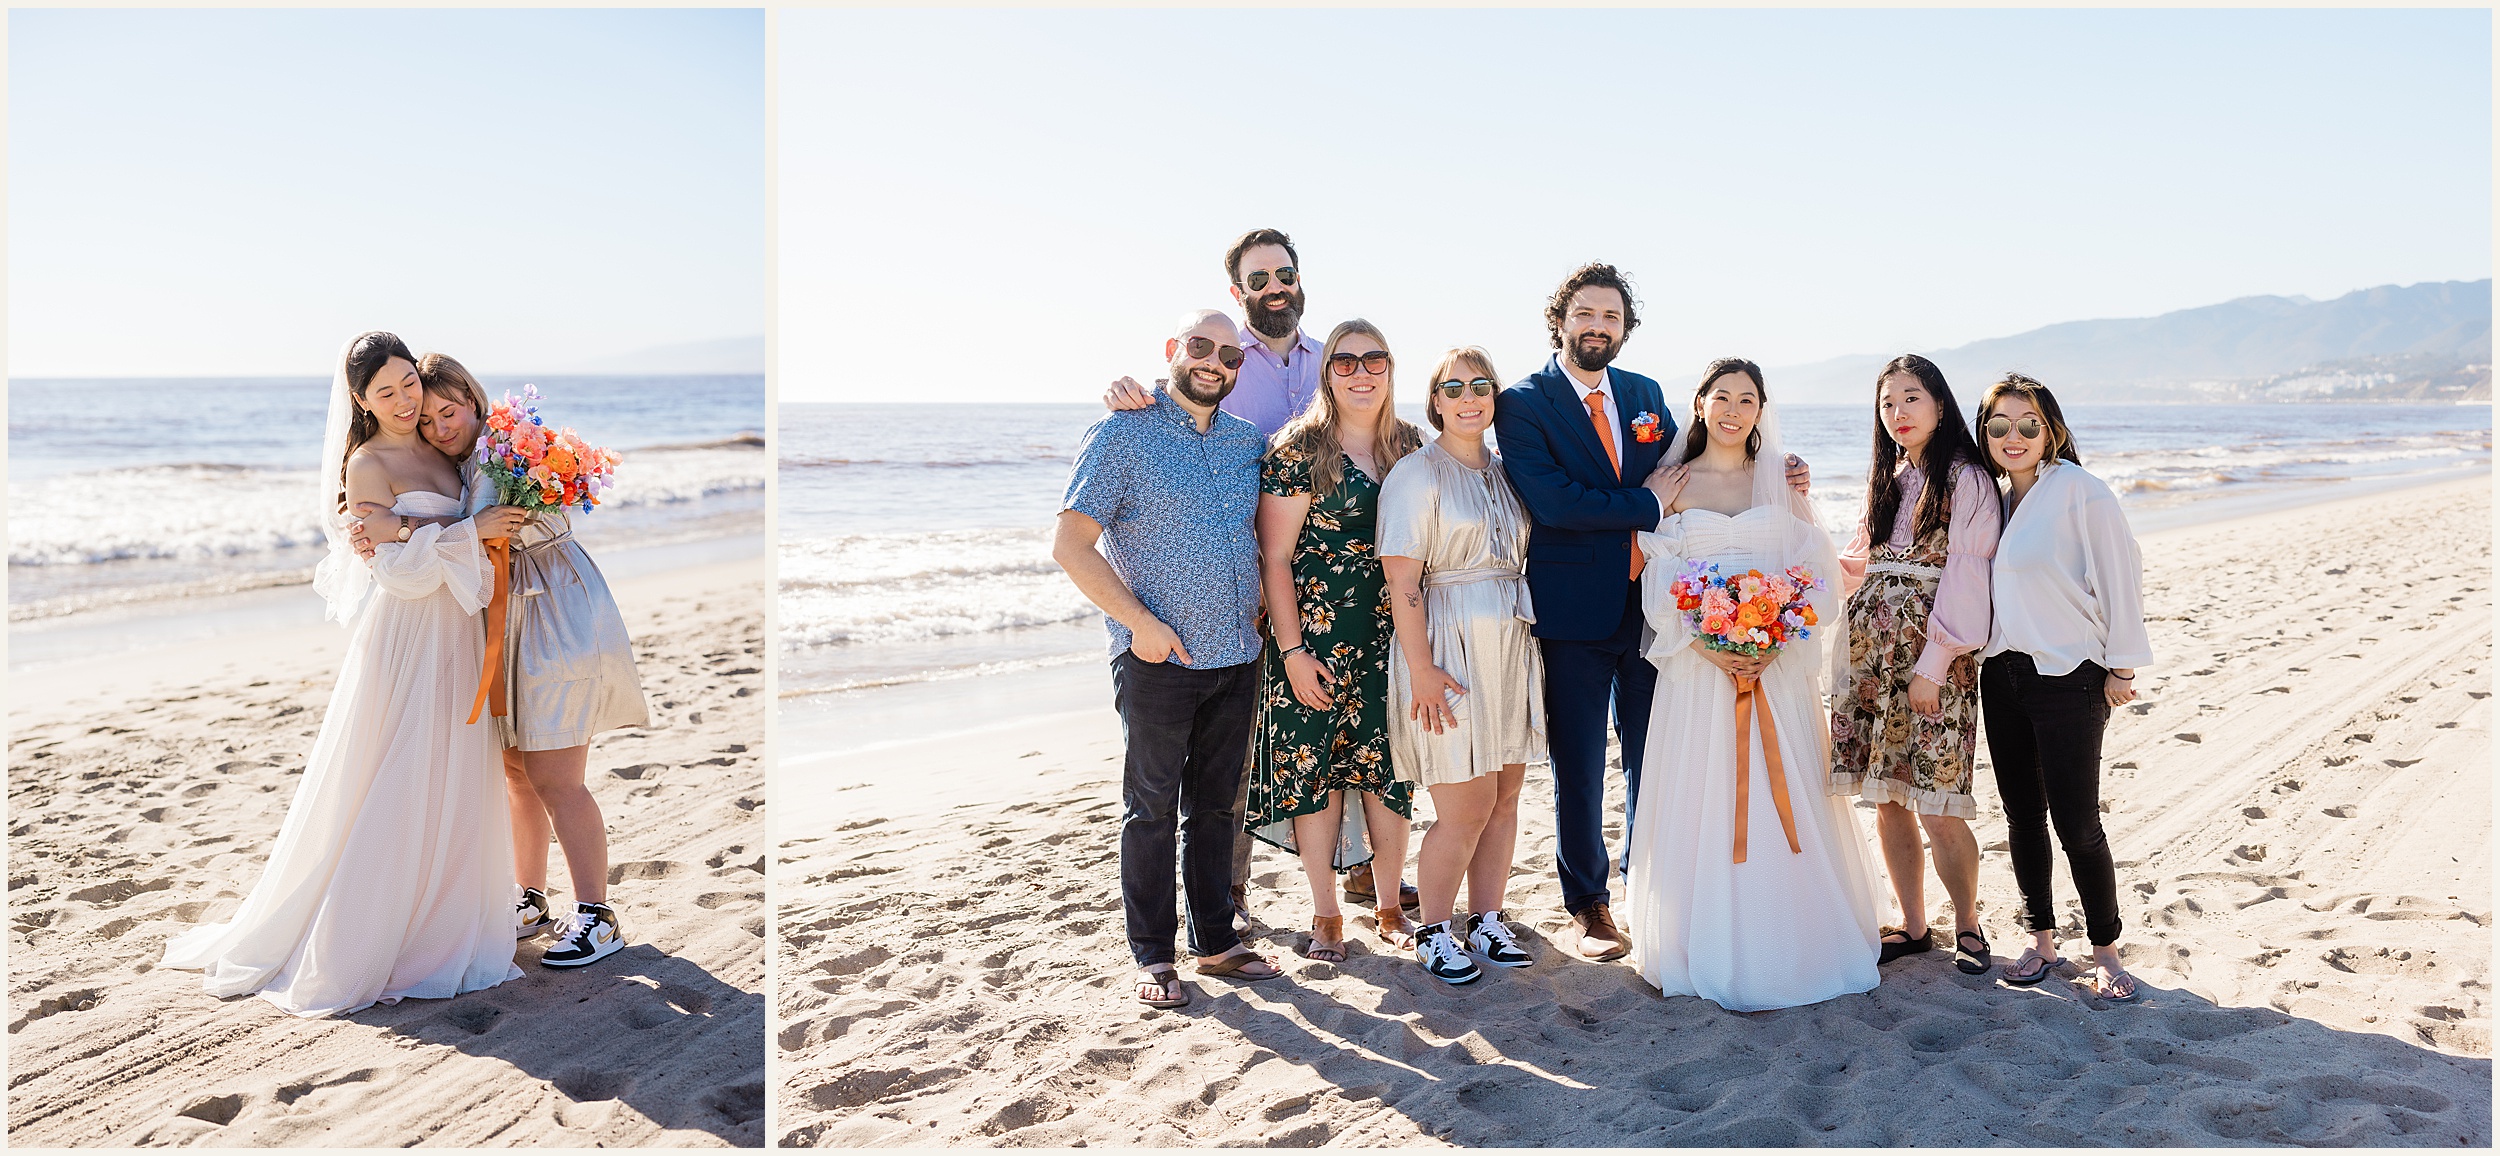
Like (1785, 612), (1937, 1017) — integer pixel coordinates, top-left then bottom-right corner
(1241, 266), (1298, 293)
(1984, 414), (2045, 440)
(1434, 377), (1497, 399)
(1181, 336), (1247, 369)
(1329, 351), (1393, 376)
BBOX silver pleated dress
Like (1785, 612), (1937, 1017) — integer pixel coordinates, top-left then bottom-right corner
(1376, 440), (1548, 785)
(465, 458), (650, 751)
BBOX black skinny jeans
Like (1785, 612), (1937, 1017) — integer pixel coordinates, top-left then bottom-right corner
(1980, 652), (2124, 947)
(1111, 652), (1256, 967)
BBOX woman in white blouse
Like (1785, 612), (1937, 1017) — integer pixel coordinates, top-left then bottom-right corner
(1975, 374), (2152, 1001)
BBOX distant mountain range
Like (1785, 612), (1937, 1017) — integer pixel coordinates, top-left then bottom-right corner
(1766, 280), (2492, 404)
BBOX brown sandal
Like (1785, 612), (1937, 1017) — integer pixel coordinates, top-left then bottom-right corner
(1375, 904), (1418, 950)
(1304, 915), (1346, 963)
(1195, 947), (1282, 981)
(1133, 966), (1189, 1008)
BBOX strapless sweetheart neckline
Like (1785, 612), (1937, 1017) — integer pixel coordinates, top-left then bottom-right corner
(1670, 504), (1778, 521)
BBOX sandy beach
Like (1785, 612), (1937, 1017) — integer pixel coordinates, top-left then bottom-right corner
(774, 476), (2492, 1147)
(7, 554), (767, 1147)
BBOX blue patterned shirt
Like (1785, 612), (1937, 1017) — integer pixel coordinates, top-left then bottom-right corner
(1062, 389), (1265, 669)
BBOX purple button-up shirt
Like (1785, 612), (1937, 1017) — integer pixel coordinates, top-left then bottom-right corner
(1217, 322), (1322, 438)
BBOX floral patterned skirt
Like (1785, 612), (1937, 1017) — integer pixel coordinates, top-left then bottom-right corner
(1245, 637), (1411, 866)
(1828, 563), (1980, 819)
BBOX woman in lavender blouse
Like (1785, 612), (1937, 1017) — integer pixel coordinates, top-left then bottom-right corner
(1829, 354), (2002, 976)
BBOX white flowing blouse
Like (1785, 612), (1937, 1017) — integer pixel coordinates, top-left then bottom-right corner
(1982, 459), (2153, 677)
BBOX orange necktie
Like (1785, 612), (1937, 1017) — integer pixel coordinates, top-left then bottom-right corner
(1585, 391), (1642, 580)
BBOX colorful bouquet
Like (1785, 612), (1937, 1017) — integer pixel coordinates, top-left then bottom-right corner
(477, 385), (621, 514)
(1668, 561), (1823, 657)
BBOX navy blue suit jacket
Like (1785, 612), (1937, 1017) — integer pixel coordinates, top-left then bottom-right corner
(1493, 355), (1679, 641)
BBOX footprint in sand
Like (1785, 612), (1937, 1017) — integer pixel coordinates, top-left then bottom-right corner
(2323, 805), (2358, 818)
(606, 859), (692, 885)
(177, 1093), (246, 1126)
(700, 1081), (765, 1125)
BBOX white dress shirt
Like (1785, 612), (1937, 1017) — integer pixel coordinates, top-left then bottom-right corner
(1983, 459), (2154, 676)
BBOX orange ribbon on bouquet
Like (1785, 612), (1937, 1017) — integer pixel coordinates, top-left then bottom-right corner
(466, 538), (513, 725)
(1730, 673), (1801, 864)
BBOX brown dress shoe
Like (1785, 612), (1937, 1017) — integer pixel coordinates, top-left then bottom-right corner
(1575, 902), (1630, 961)
(1342, 863), (1422, 911)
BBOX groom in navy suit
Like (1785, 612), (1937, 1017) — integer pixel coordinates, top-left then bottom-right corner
(1494, 263), (1808, 961)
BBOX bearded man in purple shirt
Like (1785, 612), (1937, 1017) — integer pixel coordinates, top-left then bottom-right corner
(1105, 228), (1418, 931)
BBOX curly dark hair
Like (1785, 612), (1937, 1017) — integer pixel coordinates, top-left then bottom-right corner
(1863, 353), (1984, 546)
(1223, 228), (1298, 287)
(1543, 262), (1642, 350)
(1679, 357), (1767, 463)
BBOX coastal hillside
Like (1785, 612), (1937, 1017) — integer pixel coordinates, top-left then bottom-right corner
(1775, 280), (2492, 404)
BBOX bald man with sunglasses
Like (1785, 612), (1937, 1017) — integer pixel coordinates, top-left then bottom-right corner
(1105, 228), (1421, 933)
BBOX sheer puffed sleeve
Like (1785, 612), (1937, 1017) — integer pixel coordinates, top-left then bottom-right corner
(2080, 476), (2153, 670)
(1914, 465), (2002, 685)
(367, 519), (493, 614)
(1637, 518), (1696, 666)
(1375, 453), (1436, 563)
(1780, 508), (1851, 696)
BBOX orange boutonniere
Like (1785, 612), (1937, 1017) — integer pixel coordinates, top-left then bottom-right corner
(1631, 412), (1662, 443)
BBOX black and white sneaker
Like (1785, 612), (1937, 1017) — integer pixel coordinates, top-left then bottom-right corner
(540, 901), (625, 968)
(1415, 921), (1482, 985)
(1466, 910), (1534, 968)
(514, 887), (553, 940)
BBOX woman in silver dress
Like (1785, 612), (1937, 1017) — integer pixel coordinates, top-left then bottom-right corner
(365, 354), (651, 969)
(1378, 347), (1547, 986)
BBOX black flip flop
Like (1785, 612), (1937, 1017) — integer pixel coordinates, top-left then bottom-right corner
(2004, 949), (2054, 987)
(1955, 930), (1992, 975)
(1878, 926), (1934, 964)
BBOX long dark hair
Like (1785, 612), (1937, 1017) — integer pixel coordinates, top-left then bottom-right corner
(1863, 353), (1983, 544)
(1975, 373), (2083, 481)
(1680, 357), (1766, 464)
(338, 331), (416, 510)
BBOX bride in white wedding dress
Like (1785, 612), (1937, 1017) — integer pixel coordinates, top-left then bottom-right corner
(161, 333), (527, 1017)
(1624, 359), (1883, 1012)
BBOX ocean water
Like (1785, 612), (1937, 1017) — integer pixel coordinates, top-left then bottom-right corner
(8, 375), (766, 620)
(781, 400), (2490, 698)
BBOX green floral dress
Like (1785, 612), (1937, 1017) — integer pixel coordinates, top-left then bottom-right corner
(1246, 445), (1410, 864)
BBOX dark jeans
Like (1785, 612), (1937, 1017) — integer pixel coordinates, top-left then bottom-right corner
(1540, 586), (1658, 916)
(1112, 652), (1256, 967)
(1981, 652), (2123, 946)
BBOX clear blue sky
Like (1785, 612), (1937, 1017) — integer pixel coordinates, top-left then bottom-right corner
(10, 9), (762, 377)
(780, 8), (2492, 404)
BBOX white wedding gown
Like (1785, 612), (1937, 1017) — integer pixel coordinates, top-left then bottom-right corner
(161, 490), (522, 1016)
(1625, 504), (1882, 1012)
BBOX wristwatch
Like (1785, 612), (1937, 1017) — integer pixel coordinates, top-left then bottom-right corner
(397, 519), (412, 543)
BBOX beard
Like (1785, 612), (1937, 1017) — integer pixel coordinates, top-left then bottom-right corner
(1566, 329), (1621, 373)
(1243, 286), (1305, 340)
(1169, 362), (1236, 408)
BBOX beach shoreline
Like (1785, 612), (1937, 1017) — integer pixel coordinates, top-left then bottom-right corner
(7, 547), (768, 1146)
(773, 474), (2492, 1146)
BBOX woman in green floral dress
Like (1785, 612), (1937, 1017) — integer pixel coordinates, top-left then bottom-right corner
(1248, 318), (1425, 961)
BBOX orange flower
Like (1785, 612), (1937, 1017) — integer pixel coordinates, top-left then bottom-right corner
(544, 446), (577, 476)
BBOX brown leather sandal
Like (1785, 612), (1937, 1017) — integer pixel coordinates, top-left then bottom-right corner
(1304, 915), (1346, 962)
(1375, 904), (1418, 950)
